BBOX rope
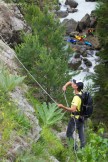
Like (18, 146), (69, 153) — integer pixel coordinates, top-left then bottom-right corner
(13, 53), (57, 104)
(0, 35), (57, 104)
(63, 91), (69, 107)
(63, 91), (78, 160)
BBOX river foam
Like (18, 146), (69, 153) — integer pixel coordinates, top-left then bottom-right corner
(59, 0), (97, 22)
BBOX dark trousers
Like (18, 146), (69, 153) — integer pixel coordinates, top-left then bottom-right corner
(66, 117), (85, 148)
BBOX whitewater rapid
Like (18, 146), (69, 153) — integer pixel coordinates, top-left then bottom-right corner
(59, 0), (97, 22)
(59, 0), (99, 86)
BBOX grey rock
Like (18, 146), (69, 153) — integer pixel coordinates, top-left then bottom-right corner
(83, 58), (92, 67)
(62, 18), (78, 34)
(78, 14), (91, 31)
(67, 7), (78, 13)
(65, 0), (78, 8)
(0, 2), (28, 45)
(56, 10), (68, 18)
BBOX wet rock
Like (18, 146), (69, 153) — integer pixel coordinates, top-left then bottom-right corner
(80, 47), (87, 55)
(67, 7), (78, 13)
(68, 57), (82, 70)
(86, 50), (94, 56)
(81, 51), (87, 57)
(78, 14), (91, 31)
(65, 0), (78, 8)
(62, 18), (78, 34)
(56, 10), (68, 18)
(83, 58), (92, 67)
(74, 53), (80, 58)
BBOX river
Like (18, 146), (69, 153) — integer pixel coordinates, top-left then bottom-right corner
(59, 0), (99, 86)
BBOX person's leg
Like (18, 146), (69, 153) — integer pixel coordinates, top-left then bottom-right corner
(77, 119), (85, 148)
(66, 117), (78, 150)
(66, 117), (75, 139)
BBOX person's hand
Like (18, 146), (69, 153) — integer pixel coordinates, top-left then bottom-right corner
(57, 104), (64, 108)
(62, 85), (66, 91)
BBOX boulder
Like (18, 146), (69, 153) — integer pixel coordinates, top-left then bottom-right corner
(65, 0), (78, 8)
(67, 7), (78, 13)
(78, 14), (91, 31)
(68, 56), (82, 70)
(62, 18), (78, 35)
(74, 53), (80, 58)
(56, 10), (68, 18)
(90, 16), (97, 28)
(80, 47), (87, 55)
(83, 58), (92, 67)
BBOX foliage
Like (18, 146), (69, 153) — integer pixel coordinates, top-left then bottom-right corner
(4, 0), (58, 11)
(36, 102), (65, 127)
(93, 0), (108, 127)
(0, 66), (31, 159)
(77, 128), (108, 162)
(15, 126), (65, 162)
(15, 122), (108, 162)
(0, 66), (25, 92)
(41, 126), (65, 160)
(96, 0), (108, 51)
(16, 5), (71, 103)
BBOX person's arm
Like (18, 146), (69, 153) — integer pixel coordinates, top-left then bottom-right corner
(58, 104), (77, 112)
(62, 81), (72, 91)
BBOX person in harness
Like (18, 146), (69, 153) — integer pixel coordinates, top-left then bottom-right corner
(58, 79), (85, 150)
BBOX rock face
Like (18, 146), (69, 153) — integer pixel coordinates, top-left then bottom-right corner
(0, 1), (28, 46)
(62, 18), (78, 34)
(0, 40), (41, 161)
(78, 14), (91, 31)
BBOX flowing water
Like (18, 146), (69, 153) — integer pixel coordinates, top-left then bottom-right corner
(59, 0), (99, 86)
(59, 0), (97, 22)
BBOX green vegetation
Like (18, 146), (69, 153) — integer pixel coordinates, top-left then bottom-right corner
(0, 65), (31, 160)
(36, 102), (65, 127)
(15, 5), (71, 103)
(15, 120), (108, 162)
(92, 0), (108, 127)
(0, 65), (25, 92)
(77, 128), (108, 162)
(1, 0), (108, 161)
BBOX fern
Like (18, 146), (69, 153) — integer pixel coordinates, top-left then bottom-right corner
(0, 67), (25, 92)
(36, 102), (65, 127)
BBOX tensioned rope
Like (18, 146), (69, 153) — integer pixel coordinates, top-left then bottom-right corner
(0, 35), (57, 104)
(13, 52), (57, 104)
(63, 92), (78, 160)
(1, 36), (78, 159)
